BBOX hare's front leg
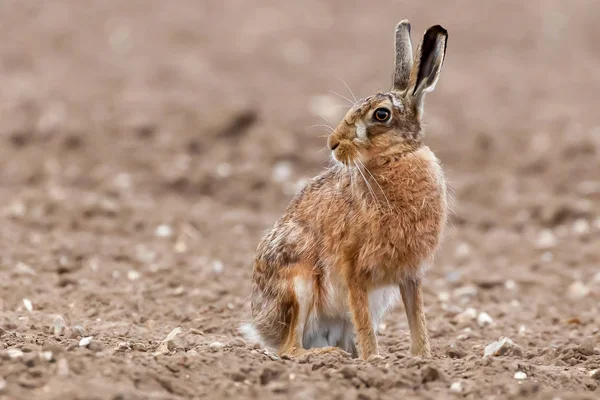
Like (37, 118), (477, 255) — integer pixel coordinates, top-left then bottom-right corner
(399, 277), (431, 357)
(347, 281), (378, 360)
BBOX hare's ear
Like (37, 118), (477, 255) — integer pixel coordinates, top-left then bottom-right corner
(392, 19), (413, 92)
(408, 25), (448, 117)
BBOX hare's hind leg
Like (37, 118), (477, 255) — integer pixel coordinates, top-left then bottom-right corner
(399, 277), (431, 357)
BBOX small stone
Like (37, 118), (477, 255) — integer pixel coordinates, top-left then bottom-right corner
(514, 371), (527, 380)
(15, 262), (36, 275)
(455, 243), (470, 260)
(23, 298), (33, 313)
(449, 381), (463, 393)
(272, 162), (293, 183)
(505, 280), (517, 290)
(567, 281), (590, 299)
(447, 344), (466, 359)
(591, 369), (600, 380)
(209, 341), (225, 351)
(7, 348), (24, 359)
(71, 326), (85, 338)
(53, 315), (66, 336)
(211, 260), (224, 274)
(79, 336), (93, 347)
(454, 307), (477, 324)
(421, 366), (442, 383)
(40, 351), (54, 361)
(132, 343), (147, 352)
(536, 230), (557, 249)
(216, 163), (232, 178)
(127, 270), (141, 281)
(477, 312), (494, 327)
(452, 285), (478, 299)
(438, 292), (450, 302)
(577, 337), (595, 356)
(155, 224), (173, 238)
(483, 337), (523, 358)
(174, 241), (187, 253)
(572, 219), (590, 235)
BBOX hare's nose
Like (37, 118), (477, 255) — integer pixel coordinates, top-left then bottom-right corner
(329, 139), (340, 151)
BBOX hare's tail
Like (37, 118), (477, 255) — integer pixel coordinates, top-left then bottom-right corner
(239, 322), (265, 347)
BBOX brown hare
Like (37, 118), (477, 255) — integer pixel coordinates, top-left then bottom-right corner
(241, 20), (449, 360)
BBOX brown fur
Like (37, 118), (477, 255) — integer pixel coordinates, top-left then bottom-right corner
(244, 21), (449, 360)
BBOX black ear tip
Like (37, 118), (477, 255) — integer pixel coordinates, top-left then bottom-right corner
(427, 25), (448, 37)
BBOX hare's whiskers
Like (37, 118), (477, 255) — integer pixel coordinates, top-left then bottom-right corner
(357, 158), (392, 214)
(327, 90), (355, 106)
(337, 77), (357, 102)
(354, 160), (380, 212)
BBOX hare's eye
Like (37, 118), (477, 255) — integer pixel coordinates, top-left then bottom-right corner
(373, 108), (391, 122)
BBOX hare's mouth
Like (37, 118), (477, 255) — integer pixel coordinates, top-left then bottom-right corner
(331, 142), (367, 167)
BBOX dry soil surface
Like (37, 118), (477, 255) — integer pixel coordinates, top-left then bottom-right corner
(1, 1), (600, 399)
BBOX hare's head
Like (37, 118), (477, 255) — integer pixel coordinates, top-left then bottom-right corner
(327, 20), (447, 166)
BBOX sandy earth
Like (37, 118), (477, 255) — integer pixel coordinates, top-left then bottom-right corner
(1, 1), (600, 399)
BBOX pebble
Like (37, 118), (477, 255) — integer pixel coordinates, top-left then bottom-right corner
(572, 219), (590, 235)
(79, 336), (94, 347)
(15, 262), (36, 276)
(272, 162), (293, 182)
(454, 307), (477, 324)
(514, 371), (527, 380)
(577, 337), (595, 356)
(7, 348), (24, 359)
(477, 312), (494, 327)
(567, 281), (590, 299)
(455, 243), (470, 260)
(53, 315), (66, 336)
(40, 351), (54, 361)
(22, 298), (33, 313)
(449, 381), (464, 393)
(211, 260), (224, 274)
(127, 270), (141, 281)
(421, 366), (443, 383)
(438, 292), (450, 302)
(209, 341), (226, 350)
(591, 369), (600, 380)
(505, 280), (517, 290)
(536, 230), (556, 249)
(452, 285), (478, 299)
(216, 163), (232, 178)
(155, 224), (173, 238)
(71, 326), (85, 338)
(483, 337), (523, 358)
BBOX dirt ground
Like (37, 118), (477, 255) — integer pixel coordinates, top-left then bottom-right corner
(1, 1), (600, 399)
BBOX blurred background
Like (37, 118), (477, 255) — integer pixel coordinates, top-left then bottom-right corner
(0, 1), (599, 399)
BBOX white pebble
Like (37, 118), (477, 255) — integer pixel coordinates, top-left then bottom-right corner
(504, 280), (517, 290)
(272, 162), (293, 182)
(449, 381), (464, 393)
(209, 341), (225, 350)
(452, 285), (478, 298)
(15, 262), (36, 275)
(216, 163), (232, 178)
(567, 281), (590, 299)
(174, 241), (187, 253)
(155, 224), (173, 238)
(438, 292), (450, 302)
(79, 336), (94, 347)
(514, 371), (527, 380)
(378, 323), (387, 331)
(572, 219), (590, 235)
(455, 242), (470, 259)
(53, 315), (66, 336)
(127, 270), (141, 281)
(22, 298), (33, 313)
(6, 348), (23, 359)
(519, 325), (527, 335)
(536, 229), (557, 249)
(477, 312), (494, 327)
(40, 351), (54, 361)
(211, 260), (224, 274)
(455, 307), (477, 324)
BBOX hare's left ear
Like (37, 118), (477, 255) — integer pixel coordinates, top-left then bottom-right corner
(392, 19), (413, 92)
(408, 25), (448, 117)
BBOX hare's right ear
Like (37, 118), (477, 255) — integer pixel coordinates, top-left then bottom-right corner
(392, 19), (413, 92)
(408, 25), (448, 118)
